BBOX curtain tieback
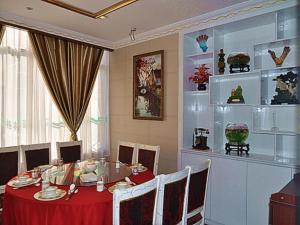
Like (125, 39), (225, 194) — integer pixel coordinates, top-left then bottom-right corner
(70, 131), (78, 141)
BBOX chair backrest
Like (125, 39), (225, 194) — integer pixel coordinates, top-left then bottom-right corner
(156, 166), (191, 225)
(117, 141), (137, 165)
(21, 143), (51, 171)
(186, 160), (211, 225)
(56, 141), (82, 163)
(136, 144), (160, 175)
(0, 146), (20, 187)
(113, 176), (160, 225)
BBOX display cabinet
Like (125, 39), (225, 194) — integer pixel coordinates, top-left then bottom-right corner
(179, 3), (300, 225)
(180, 4), (300, 162)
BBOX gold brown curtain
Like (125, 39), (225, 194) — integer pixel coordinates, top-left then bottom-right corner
(0, 24), (5, 43)
(29, 32), (104, 141)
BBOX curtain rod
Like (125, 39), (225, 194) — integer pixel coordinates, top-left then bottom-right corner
(0, 21), (113, 52)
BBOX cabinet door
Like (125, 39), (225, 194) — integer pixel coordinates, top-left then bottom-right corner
(210, 157), (247, 225)
(181, 152), (211, 220)
(247, 163), (291, 225)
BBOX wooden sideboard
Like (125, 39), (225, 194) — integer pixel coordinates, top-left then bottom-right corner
(269, 173), (300, 225)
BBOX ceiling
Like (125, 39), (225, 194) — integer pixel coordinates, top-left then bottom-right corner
(0, 0), (248, 43)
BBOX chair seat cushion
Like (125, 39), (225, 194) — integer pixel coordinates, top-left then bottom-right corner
(187, 212), (203, 225)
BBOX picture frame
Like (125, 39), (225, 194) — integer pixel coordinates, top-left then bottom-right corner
(133, 50), (164, 120)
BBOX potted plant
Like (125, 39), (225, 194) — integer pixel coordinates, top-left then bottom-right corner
(188, 64), (212, 91)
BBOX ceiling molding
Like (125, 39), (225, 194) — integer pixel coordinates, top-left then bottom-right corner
(42, 0), (138, 19)
(0, 10), (115, 49)
(113, 0), (295, 49)
(0, 0), (296, 50)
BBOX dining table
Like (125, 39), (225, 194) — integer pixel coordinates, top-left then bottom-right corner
(2, 161), (154, 225)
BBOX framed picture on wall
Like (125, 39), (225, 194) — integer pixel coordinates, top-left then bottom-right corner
(133, 50), (164, 120)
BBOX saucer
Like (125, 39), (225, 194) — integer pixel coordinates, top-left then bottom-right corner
(38, 165), (53, 172)
(108, 183), (132, 193)
(34, 189), (66, 201)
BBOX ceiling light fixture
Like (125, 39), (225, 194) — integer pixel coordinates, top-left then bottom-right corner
(99, 15), (107, 20)
(129, 28), (136, 41)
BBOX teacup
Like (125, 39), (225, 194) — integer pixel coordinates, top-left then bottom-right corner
(18, 175), (30, 183)
(135, 163), (143, 171)
(42, 186), (58, 198)
(85, 162), (97, 173)
(116, 182), (128, 190)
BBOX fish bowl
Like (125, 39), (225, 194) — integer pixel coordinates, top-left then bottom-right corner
(225, 123), (249, 145)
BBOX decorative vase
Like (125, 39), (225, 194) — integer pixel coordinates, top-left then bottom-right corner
(198, 41), (208, 52)
(196, 34), (209, 53)
(197, 83), (207, 91)
(225, 123), (249, 145)
(218, 49), (225, 74)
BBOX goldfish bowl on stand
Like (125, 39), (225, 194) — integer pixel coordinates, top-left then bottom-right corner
(225, 123), (250, 155)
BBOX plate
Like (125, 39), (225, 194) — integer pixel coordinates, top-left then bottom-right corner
(137, 166), (147, 172)
(108, 183), (132, 193)
(7, 178), (35, 188)
(34, 189), (66, 201)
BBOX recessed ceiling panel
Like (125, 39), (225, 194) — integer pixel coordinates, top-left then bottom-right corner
(42, 0), (138, 18)
(59, 0), (121, 13)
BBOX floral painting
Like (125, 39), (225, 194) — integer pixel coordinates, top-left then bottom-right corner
(133, 50), (164, 120)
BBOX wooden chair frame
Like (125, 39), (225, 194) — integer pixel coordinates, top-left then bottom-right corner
(136, 144), (160, 175)
(56, 140), (82, 161)
(156, 166), (192, 225)
(20, 143), (51, 171)
(0, 146), (20, 194)
(113, 176), (160, 225)
(117, 141), (137, 165)
(187, 160), (211, 225)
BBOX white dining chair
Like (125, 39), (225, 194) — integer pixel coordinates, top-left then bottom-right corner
(117, 141), (137, 165)
(20, 143), (51, 171)
(56, 140), (82, 163)
(156, 166), (191, 225)
(113, 176), (160, 225)
(136, 144), (160, 175)
(186, 160), (211, 225)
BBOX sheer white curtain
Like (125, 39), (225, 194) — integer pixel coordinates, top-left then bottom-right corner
(0, 26), (109, 160)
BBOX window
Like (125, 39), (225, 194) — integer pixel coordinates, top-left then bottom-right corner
(0, 26), (109, 160)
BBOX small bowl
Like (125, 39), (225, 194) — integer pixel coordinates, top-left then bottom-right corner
(42, 186), (58, 198)
(85, 163), (97, 173)
(116, 182), (128, 190)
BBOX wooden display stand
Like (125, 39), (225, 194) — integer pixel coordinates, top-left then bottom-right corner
(269, 173), (300, 225)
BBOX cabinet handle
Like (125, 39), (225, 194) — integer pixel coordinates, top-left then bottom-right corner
(280, 196), (284, 200)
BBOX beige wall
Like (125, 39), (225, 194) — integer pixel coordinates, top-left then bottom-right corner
(109, 34), (179, 174)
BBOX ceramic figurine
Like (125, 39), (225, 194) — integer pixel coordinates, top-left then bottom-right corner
(218, 49), (226, 74)
(271, 71), (298, 104)
(196, 34), (208, 52)
(227, 85), (245, 104)
(268, 46), (290, 67)
(227, 52), (250, 73)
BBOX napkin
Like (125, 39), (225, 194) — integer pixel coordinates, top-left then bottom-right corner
(80, 173), (97, 183)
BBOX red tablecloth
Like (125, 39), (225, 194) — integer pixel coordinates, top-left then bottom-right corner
(2, 171), (154, 225)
